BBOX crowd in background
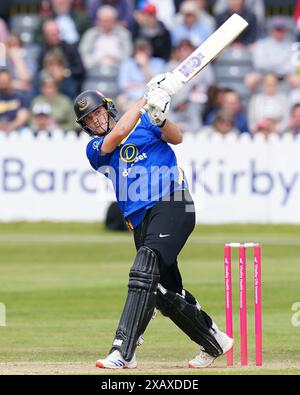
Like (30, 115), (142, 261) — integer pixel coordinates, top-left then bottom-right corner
(1, 0), (300, 137)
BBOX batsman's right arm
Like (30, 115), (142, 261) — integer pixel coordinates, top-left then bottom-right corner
(101, 97), (147, 153)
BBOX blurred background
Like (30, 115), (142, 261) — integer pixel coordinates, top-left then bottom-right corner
(0, 0), (299, 134)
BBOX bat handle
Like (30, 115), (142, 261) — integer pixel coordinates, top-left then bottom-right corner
(140, 104), (149, 114)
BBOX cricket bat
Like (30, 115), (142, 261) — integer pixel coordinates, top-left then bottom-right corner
(144, 14), (248, 123)
(172, 13), (248, 84)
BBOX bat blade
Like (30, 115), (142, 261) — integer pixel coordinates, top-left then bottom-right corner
(172, 13), (248, 84)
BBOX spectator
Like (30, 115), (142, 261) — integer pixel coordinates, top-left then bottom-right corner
(195, 0), (216, 32)
(35, 0), (91, 45)
(134, 0), (176, 31)
(38, 19), (85, 97)
(201, 110), (240, 137)
(216, 0), (257, 46)
(40, 48), (78, 99)
(5, 34), (33, 94)
(31, 74), (75, 131)
(132, 3), (172, 61)
(0, 2), (10, 25)
(30, 102), (63, 136)
(87, 0), (133, 28)
(116, 39), (165, 113)
(167, 38), (215, 133)
(204, 89), (249, 133)
(79, 6), (132, 70)
(221, 89), (249, 133)
(245, 16), (295, 92)
(202, 85), (225, 125)
(288, 85), (300, 110)
(0, 69), (30, 133)
(214, 0), (265, 27)
(248, 73), (289, 134)
(173, 0), (185, 13)
(0, 17), (8, 42)
(285, 103), (300, 136)
(171, 0), (212, 47)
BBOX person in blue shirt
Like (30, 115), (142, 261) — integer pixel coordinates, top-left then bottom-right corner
(0, 69), (29, 132)
(73, 73), (233, 369)
(171, 0), (212, 48)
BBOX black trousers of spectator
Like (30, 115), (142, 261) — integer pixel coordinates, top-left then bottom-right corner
(133, 188), (195, 293)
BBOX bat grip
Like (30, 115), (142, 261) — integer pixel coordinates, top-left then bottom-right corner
(140, 104), (150, 114)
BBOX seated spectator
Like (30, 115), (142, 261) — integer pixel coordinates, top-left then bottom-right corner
(285, 103), (300, 136)
(201, 110), (240, 137)
(135, 0), (176, 31)
(0, 17), (8, 42)
(173, 0), (185, 13)
(289, 86), (300, 110)
(171, 0), (212, 47)
(0, 69), (30, 133)
(30, 102), (63, 137)
(214, 0), (265, 27)
(116, 39), (165, 113)
(195, 0), (216, 32)
(31, 74), (75, 131)
(38, 19), (85, 97)
(5, 34), (33, 94)
(35, 0), (91, 45)
(202, 85), (225, 125)
(221, 89), (249, 133)
(167, 38), (215, 133)
(222, 89), (249, 133)
(39, 48), (78, 99)
(216, 0), (257, 46)
(245, 16), (295, 92)
(79, 5), (132, 70)
(132, 3), (172, 61)
(248, 73), (289, 134)
(87, 0), (133, 28)
(205, 89), (249, 133)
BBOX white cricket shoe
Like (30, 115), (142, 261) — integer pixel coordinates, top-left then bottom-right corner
(96, 350), (137, 369)
(188, 323), (234, 368)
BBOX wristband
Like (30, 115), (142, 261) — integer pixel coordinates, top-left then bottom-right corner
(158, 119), (167, 128)
(140, 107), (147, 115)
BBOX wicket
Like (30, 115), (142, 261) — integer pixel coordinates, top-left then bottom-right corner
(224, 243), (262, 366)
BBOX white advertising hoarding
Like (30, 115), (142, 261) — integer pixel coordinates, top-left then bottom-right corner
(0, 132), (299, 223)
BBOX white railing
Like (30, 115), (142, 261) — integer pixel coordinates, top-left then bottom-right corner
(0, 132), (300, 223)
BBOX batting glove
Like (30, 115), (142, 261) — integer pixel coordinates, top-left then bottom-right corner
(145, 87), (171, 126)
(147, 72), (183, 96)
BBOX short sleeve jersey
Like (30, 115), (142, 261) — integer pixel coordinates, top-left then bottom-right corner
(86, 113), (186, 229)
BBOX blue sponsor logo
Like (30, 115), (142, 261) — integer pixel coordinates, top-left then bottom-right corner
(178, 52), (205, 79)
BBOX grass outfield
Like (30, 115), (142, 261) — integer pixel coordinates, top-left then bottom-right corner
(0, 223), (299, 375)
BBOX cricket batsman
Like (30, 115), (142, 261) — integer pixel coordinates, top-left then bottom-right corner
(73, 72), (233, 369)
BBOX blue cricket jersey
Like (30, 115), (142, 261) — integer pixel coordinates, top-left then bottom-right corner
(86, 113), (186, 229)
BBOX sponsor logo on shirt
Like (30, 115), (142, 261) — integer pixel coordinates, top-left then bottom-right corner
(122, 152), (148, 177)
(93, 140), (101, 151)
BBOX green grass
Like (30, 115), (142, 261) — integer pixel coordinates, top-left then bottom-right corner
(0, 223), (300, 375)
